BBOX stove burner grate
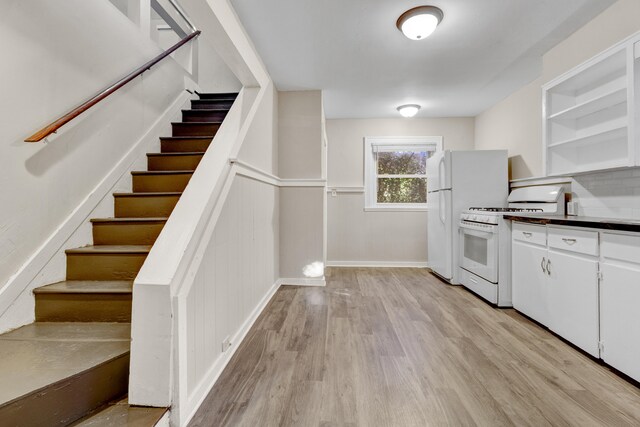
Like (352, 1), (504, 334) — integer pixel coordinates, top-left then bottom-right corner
(469, 207), (544, 213)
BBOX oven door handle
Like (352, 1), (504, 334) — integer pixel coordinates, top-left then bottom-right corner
(459, 224), (497, 237)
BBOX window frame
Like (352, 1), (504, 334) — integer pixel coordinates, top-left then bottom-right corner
(364, 136), (443, 211)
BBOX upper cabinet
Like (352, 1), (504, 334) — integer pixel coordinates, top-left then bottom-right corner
(543, 34), (640, 176)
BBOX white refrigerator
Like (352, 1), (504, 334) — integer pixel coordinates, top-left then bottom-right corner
(427, 150), (508, 284)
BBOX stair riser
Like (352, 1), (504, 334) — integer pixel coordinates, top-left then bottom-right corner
(114, 195), (180, 218)
(0, 353), (129, 427)
(93, 222), (165, 245)
(67, 253), (147, 281)
(182, 110), (228, 122)
(132, 174), (192, 193)
(172, 123), (220, 137)
(191, 100), (234, 110)
(36, 294), (132, 322)
(160, 139), (211, 153)
(148, 154), (203, 171)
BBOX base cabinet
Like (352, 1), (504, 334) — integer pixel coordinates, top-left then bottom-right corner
(547, 250), (599, 357)
(600, 232), (640, 382)
(512, 241), (548, 325)
(512, 223), (599, 357)
(512, 224), (640, 383)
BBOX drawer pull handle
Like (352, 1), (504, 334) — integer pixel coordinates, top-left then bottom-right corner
(522, 232), (533, 238)
(541, 257), (547, 273)
(546, 259), (552, 275)
(562, 238), (577, 245)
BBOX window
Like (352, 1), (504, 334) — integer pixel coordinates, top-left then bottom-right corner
(364, 136), (442, 211)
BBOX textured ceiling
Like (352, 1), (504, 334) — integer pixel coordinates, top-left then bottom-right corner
(230, 0), (616, 118)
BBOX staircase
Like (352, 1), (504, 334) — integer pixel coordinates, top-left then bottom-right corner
(0, 92), (237, 426)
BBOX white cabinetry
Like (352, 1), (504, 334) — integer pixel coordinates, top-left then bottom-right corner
(600, 233), (640, 381)
(543, 33), (640, 176)
(512, 223), (548, 325)
(547, 227), (599, 357)
(511, 223), (600, 356)
(512, 222), (640, 381)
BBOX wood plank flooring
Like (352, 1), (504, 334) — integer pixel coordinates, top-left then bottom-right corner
(189, 268), (640, 426)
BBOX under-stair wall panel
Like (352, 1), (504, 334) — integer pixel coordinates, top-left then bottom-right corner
(184, 175), (279, 397)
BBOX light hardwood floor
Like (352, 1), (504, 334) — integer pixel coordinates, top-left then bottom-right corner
(189, 268), (640, 426)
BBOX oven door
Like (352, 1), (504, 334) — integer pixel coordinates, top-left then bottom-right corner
(459, 223), (499, 283)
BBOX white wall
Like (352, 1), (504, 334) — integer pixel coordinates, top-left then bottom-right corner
(325, 118), (475, 265)
(277, 91), (325, 280)
(474, 78), (543, 179)
(0, 0), (191, 329)
(278, 91), (323, 179)
(475, 0), (640, 180)
(196, 38), (243, 93)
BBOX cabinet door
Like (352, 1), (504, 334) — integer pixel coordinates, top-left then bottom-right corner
(512, 241), (548, 325)
(600, 261), (640, 382)
(547, 250), (599, 357)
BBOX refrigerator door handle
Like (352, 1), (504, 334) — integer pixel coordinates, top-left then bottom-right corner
(439, 191), (446, 224)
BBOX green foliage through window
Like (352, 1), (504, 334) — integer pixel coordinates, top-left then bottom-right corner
(377, 151), (427, 175)
(377, 178), (427, 203)
(376, 150), (429, 204)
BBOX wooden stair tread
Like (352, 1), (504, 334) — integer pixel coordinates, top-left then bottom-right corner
(159, 136), (211, 140)
(34, 281), (133, 295)
(65, 245), (151, 255)
(171, 121), (222, 125)
(90, 217), (168, 223)
(113, 192), (182, 197)
(131, 170), (194, 175)
(196, 91), (238, 97)
(73, 398), (167, 426)
(181, 108), (229, 112)
(0, 322), (129, 407)
(0, 322), (131, 342)
(147, 152), (204, 157)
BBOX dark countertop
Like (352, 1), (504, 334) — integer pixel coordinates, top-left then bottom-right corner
(504, 214), (640, 233)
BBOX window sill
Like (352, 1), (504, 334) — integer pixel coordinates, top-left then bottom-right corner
(364, 206), (428, 212)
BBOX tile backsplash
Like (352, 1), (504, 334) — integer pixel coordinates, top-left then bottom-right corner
(572, 168), (640, 219)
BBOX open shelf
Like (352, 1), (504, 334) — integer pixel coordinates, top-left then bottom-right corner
(547, 122), (627, 149)
(548, 87), (627, 121)
(550, 48), (626, 95)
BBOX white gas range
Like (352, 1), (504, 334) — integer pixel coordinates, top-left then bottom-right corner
(457, 185), (565, 307)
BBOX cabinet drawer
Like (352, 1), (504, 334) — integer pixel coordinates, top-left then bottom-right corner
(548, 226), (598, 256)
(512, 222), (546, 246)
(602, 232), (640, 263)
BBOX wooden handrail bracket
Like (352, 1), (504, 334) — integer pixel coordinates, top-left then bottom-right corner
(25, 30), (201, 142)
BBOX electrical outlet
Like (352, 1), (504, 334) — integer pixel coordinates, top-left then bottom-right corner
(222, 337), (232, 352)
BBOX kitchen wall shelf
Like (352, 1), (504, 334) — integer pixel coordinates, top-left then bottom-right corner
(543, 35), (640, 176)
(547, 87), (626, 122)
(547, 122), (627, 149)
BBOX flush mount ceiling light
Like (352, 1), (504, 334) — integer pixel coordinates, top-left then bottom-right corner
(397, 104), (421, 117)
(396, 6), (444, 40)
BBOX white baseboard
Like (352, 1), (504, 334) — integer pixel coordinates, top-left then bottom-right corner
(0, 91), (192, 327)
(326, 261), (429, 268)
(277, 277), (326, 287)
(181, 280), (281, 426)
